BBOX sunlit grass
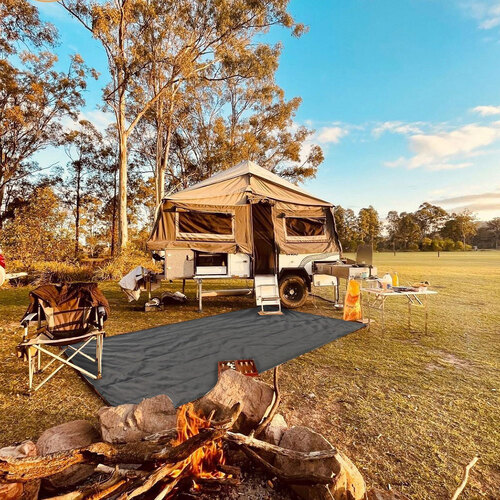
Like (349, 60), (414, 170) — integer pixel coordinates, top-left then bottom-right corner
(0, 251), (498, 498)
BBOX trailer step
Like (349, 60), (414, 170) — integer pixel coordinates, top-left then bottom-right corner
(254, 274), (282, 315)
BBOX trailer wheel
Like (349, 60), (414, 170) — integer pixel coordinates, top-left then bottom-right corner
(279, 275), (307, 309)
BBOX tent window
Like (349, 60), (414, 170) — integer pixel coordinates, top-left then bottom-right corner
(177, 211), (233, 239)
(285, 217), (326, 239)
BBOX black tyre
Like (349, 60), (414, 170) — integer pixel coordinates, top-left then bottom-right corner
(279, 275), (307, 309)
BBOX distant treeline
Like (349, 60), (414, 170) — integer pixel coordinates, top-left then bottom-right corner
(334, 203), (500, 252)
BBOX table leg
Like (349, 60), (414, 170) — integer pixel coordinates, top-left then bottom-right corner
(381, 296), (385, 333)
(367, 297), (371, 330)
(197, 279), (203, 313)
(408, 298), (411, 332)
(425, 293), (428, 334)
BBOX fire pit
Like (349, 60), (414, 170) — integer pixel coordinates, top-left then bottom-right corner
(0, 369), (369, 500)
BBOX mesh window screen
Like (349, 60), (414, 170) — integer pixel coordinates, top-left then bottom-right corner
(178, 211), (233, 235)
(285, 217), (326, 237)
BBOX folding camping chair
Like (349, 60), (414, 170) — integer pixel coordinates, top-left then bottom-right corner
(16, 283), (108, 395)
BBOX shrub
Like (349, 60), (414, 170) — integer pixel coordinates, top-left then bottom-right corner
(94, 248), (162, 281)
(442, 238), (456, 251)
(408, 242), (420, 251)
(431, 239), (443, 251)
(6, 261), (94, 286)
(455, 241), (465, 251)
(421, 237), (433, 251)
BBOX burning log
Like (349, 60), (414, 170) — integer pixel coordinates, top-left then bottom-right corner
(0, 429), (225, 483)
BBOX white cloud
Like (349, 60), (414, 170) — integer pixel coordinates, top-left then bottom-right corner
(384, 123), (500, 170)
(316, 126), (348, 144)
(61, 110), (115, 133)
(461, 1), (500, 30)
(472, 105), (500, 116)
(372, 121), (424, 137)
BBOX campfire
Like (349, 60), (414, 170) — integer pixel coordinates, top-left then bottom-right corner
(157, 403), (235, 497)
(0, 368), (372, 500)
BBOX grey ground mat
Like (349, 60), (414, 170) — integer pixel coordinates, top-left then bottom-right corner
(79, 308), (365, 407)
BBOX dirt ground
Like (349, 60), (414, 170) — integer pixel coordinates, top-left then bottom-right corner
(0, 251), (498, 498)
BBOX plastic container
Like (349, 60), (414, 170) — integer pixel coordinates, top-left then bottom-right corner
(392, 272), (399, 287)
(381, 273), (392, 290)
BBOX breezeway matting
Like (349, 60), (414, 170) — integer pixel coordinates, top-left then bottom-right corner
(79, 308), (365, 406)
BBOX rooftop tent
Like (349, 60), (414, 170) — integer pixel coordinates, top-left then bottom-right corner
(147, 160), (340, 256)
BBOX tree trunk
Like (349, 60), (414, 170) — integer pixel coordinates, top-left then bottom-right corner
(110, 168), (117, 256)
(0, 182), (5, 230)
(118, 131), (128, 251)
(74, 167), (81, 257)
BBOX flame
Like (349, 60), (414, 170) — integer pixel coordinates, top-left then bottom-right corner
(171, 403), (227, 481)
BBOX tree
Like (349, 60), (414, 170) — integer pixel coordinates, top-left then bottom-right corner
(0, 184), (72, 262)
(397, 213), (421, 249)
(414, 202), (448, 237)
(334, 205), (359, 252)
(486, 217), (500, 249)
(358, 206), (380, 247)
(441, 210), (477, 248)
(0, 0), (57, 55)
(62, 121), (114, 256)
(62, 0), (304, 248)
(0, 1), (93, 228)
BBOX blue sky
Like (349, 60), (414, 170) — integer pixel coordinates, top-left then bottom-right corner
(33, 0), (500, 220)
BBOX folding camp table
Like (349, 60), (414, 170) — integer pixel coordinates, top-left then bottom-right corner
(362, 288), (437, 334)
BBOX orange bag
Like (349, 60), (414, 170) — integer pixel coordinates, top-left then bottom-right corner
(343, 280), (362, 321)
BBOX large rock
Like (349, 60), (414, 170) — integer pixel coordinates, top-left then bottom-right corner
(275, 426), (366, 500)
(98, 394), (177, 443)
(262, 413), (288, 446)
(196, 370), (274, 433)
(37, 419), (100, 490)
(367, 488), (411, 500)
(0, 441), (40, 500)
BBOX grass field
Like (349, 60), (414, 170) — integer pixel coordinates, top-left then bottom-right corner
(0, 252), (498, 498)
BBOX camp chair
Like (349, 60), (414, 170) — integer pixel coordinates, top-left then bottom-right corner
(17, 284), (108, 395)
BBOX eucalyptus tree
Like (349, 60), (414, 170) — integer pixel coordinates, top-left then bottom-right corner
(0, 0), (92, 228)
(62, 0), (304, 249)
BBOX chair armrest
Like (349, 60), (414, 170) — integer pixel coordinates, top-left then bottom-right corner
(20, 312), (37, 327)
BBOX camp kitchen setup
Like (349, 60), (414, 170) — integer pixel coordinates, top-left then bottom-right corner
(145, 161), (375, 314)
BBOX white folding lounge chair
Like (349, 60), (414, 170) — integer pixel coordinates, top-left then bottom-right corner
(17, 284), (107, 395)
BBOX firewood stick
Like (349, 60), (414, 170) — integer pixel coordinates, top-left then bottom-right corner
(253, 366), (281, 438)
(451, 456), (479, 500)
(225, 431), (338, 460)
(121, 460), (189, 500)
(210, 402), (242, 430)
(196, 476), (241, 486)
(45, 470), (127, 500)
(142, 428), (177, 442)
(241, 445), (335, 485)
(95, 465), (148, 479)
(0, 429), (225, 483)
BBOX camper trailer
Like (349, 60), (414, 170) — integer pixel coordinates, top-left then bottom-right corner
(147, 161), (343, 310)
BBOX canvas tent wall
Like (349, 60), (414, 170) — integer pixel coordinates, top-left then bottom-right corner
(147, 161), (341, 256)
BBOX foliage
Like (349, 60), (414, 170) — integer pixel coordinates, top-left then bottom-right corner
(357, 206), (381, 245)
(0, 185), (74, 263)
(94, 247), (161, 281)
(441, 210), (477, 247)
(0, 1), (95, 229)
(61, 0), (306, 249)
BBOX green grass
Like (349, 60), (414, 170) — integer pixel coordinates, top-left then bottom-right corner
(0, 252), (499, 498)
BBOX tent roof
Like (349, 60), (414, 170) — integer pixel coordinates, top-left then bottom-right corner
(166, 160), (332, 207)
